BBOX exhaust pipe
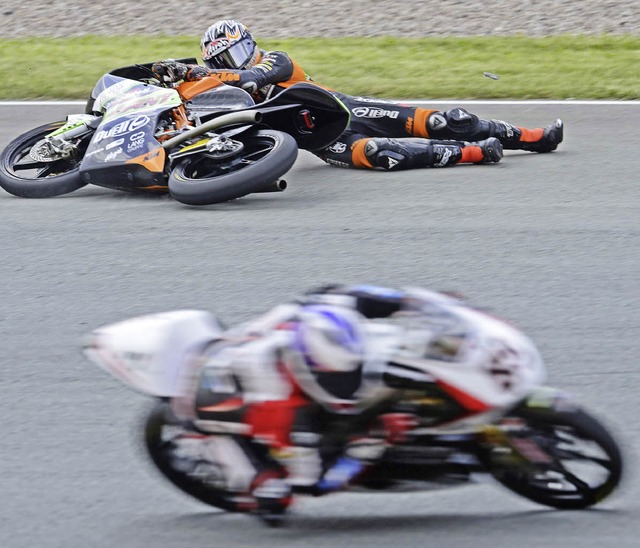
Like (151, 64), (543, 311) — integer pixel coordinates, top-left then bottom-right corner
(254, 179), (288, 193)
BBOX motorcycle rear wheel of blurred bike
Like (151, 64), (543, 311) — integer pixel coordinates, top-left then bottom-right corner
(143, 401), (245, 512)
(0, 122), (88, 198)
(168, 129), (297, 206)
(479, 406), (623, 510)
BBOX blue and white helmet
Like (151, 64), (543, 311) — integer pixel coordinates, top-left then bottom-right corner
(200, 20), (259, 70)
(294, 305), (367, 373)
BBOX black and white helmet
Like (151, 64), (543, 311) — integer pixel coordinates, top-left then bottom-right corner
(200, 20), (259, 70)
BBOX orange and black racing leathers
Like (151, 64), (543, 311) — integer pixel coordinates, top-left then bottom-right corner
(180, 49), (562, 171)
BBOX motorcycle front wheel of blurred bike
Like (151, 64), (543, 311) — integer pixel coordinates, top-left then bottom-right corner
(168, 129), (298, 206)
(480, 407), (623, 510)
(0, 122), (88, 198)
(143, 401), (244, 512)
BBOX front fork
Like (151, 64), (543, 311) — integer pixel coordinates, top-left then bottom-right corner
(34, 114), (100, 161)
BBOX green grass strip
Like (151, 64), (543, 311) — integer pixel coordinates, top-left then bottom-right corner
(2, 35), (639, 100)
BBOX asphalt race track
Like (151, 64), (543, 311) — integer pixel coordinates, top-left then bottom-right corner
(1, 102), (639, 548)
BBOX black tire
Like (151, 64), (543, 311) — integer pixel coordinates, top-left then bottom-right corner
(143, 401), (243, 512)
(0, 121), (88, 198)
(482, 407), (623, 509)
(168, 129), (297, 206)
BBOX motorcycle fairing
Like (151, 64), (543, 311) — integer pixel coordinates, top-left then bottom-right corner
(251, 83), (351, 152)
(84, 310), (224, 397)
(192, 82), (351, 152)
(80, 78), (183, 190)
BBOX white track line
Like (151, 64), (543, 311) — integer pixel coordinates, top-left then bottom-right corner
(1, 100), (639, 107)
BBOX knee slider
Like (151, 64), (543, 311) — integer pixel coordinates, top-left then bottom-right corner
(428, 108), (482, 139)
(363, 138), (411, 171)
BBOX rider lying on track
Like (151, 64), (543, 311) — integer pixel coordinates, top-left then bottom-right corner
(173, 283), (544, 526)
(152, 19), (564, 172)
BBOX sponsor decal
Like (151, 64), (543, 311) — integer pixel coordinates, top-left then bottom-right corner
(434, 146), (452, 167)
(386, 157), (399, 170)
(94, 80), (136, 110)
(327, 142), (347, 154)
(127, 130), (146, 153)
(204, 38), (231, 58)
(405, 116), (414, 134)
(85, 147), (105, 157)
(143, 149), (162, 162)
(352, 97), (394, 104)
(105, 137), (125, 150)
(94, 115), (150, 143)
(214, 72), (241, 82)
(352, 107), (399, 119)
(104, 147), (123, 162)
(127, 140), (144, 153)
(363, 140), (378, 156)
(428, 114), (447, 129)
(106, 91), (179, 118)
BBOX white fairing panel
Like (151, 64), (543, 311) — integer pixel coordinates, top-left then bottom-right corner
(436, 308), (546, 409)
(391, 299), (547, 410)
(83, 310), (224, 396)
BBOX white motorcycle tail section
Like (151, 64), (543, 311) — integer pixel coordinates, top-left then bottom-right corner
(83, 310), (223, 396)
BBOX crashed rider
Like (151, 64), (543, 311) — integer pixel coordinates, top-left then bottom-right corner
(175, 283), (545, 526)
(152, 19), (564, 172)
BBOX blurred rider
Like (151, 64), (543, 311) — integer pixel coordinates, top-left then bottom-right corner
(152, 19), (564, 172)
(179, 283), (545, 526)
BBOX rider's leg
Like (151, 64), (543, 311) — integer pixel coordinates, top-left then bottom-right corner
(233, 435), (293, 526)
(417, 107), (563, 152)
(346, 136), (503, 170)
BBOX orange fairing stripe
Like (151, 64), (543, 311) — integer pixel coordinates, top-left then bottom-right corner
(178, 76), (225, 101)
(413, 108), (437, 138)
(125, 147), (166, 172)
(517, 127), (544, 143)
(351, 138), (374, 169)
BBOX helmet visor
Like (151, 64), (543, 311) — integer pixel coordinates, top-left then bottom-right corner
(203, 37), (255, 70)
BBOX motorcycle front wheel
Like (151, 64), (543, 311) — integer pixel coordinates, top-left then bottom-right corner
(481, 407), (623, 510)
(0, 122), (88, 198)
(143, 401), (245, 512)
(168, 129), (298, 206)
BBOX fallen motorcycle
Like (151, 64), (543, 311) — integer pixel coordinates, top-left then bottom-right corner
(0, 59), (349, 205)
(83, 304), (623, 522)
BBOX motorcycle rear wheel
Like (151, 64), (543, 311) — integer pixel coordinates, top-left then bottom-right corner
(168, 129), (298, 206)
(482, 407), (623, 509)
(0, 122), (88, 198)
(143, 401), (244, 512)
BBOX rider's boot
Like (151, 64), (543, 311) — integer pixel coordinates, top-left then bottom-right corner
(312, 411), (421, 494)
(315, 455), (366, 493)
(486, 118), (564, 152)
(520, 119), (564, 152)
(422, 108), (563, 153)
(250, 470), (292, 527)
(459, 137), (504, 164)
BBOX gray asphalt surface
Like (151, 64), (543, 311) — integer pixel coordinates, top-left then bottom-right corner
(0, 103), (639, 547)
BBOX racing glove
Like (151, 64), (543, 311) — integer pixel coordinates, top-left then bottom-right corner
(151, 59), (189, 83)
